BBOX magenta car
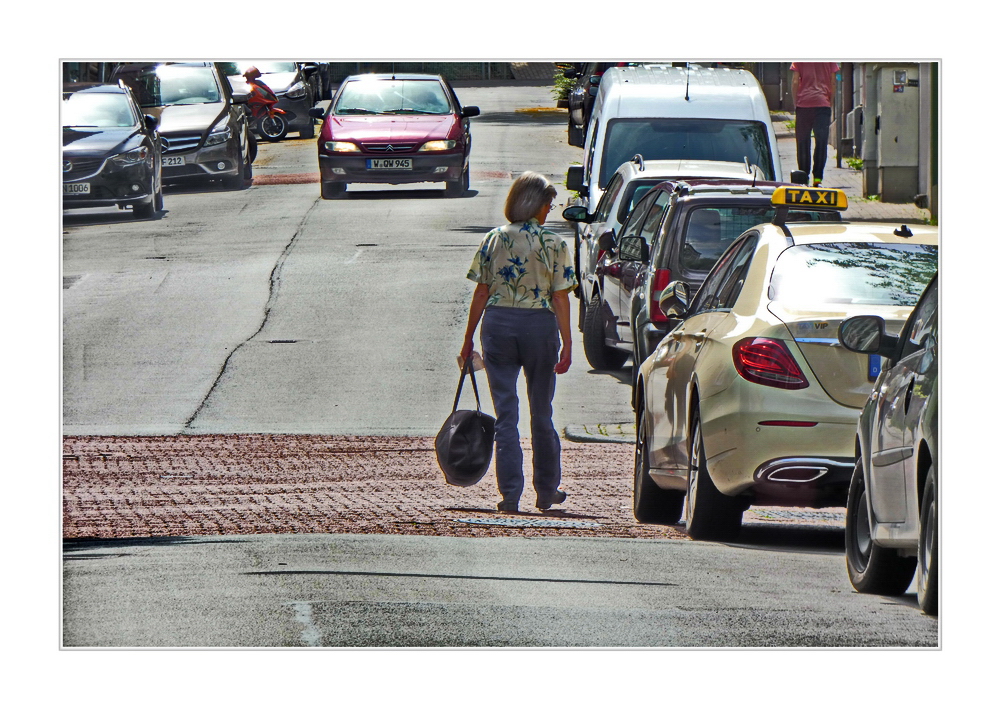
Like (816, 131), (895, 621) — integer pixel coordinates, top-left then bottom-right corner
(309, 73), (479, 199)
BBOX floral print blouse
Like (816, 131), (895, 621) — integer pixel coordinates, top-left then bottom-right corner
(467, 218), (578, 310)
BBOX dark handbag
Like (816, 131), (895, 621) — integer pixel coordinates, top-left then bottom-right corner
(435, 357), (496, 487)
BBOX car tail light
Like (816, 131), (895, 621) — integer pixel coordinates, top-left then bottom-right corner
(648, 268), (672, 323)
(732, 338), (809, 389)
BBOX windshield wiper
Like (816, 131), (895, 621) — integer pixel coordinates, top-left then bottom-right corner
(336, 107), (379, 115)
(386, 108), (439, 115)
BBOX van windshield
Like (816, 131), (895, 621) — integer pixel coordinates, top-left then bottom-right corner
(601, 118), (774, 188)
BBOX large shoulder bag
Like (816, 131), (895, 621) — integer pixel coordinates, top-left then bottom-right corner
(435, 357), (496, 487)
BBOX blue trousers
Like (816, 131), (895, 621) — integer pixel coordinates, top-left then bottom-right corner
(480, 306), (562, 502)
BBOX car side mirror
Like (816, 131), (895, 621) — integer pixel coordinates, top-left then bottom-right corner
(563, 68), (579, 79)
(566, 165), (586, 195)
(658, 281), (691, 318)
(143, 114), (159, 131)
(300, 62), (318, 74)
(561, 205), (592, 223)
(617, 236), (649, 263)
(232, 92), (249, 104)
(838, 315), (899, 359)
(790, 170), (808, 185)
(597, 229), (617, 254)
(462, 106), (480, 118)
(309, 106), (326, 119)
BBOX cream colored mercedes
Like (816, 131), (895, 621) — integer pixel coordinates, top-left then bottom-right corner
(631, 187), (938, 541)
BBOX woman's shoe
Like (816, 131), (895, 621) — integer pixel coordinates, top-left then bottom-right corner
(497, 500), (519, 512)
(535, 489), (567, 510)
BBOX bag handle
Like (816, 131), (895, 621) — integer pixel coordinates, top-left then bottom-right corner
(453, 356), (484, 413)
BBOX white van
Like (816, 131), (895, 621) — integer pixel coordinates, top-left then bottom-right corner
(566, 65), (783, 214)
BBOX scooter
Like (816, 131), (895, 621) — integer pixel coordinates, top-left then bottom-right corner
(247, 78), (288, 142)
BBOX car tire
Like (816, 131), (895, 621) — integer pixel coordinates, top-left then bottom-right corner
(633, 408), (684, 524)
(583, 293), (629, 370)
(133, 194), (156, 219)
(247, 132), (258, 164)
(568, 122), (585, 147)
(321, 181), (346, 199)
(916, 464), (938, 615)
(844, 460), (917, 596)
(299, 120), (315, 139)
(577, 291), (587, 332)
(685, 408), (744, 541)
(445, 164), (470, 198)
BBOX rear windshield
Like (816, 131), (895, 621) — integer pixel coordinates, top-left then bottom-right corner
(769, 243), (938, 306)
(676, 205), (834, 273)
(334, 79), (451, 115)
(115, 65), (222, 107)
(602, 118), (774, 187)
(62, 92), (137, 128)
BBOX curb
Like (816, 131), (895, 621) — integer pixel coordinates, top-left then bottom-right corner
(564, 423), (635, 445)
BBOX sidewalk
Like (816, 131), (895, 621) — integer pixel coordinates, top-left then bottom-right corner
(564, 113), (932, 445)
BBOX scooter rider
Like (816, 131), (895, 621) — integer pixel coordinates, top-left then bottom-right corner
(243, 66), (278, 116)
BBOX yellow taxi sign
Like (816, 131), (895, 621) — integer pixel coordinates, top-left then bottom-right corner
(772, 186), (848, 210)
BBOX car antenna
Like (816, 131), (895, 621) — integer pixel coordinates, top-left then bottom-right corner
(685, 63), (691, 101)
(744, 157), (757, 187)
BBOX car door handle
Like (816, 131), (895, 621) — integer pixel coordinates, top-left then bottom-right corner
(692, 330), (708, 351)
(904, 377), (915, 412)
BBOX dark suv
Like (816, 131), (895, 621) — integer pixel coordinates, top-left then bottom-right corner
(111, 62), (253, 189)
(562, 62), (625, 147)
(577, 179), (843, 386)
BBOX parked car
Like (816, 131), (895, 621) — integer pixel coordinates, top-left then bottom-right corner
(563, 62), (626, 147)
(567, 65), (782, 223)
(572, 178), (841, 379)
(839, 273), (938, 615)
(220, 61), (318, 139)
(309, 73), (480, 199)
(562, 155), (767, 331)
(633, 187), (938, 541)
(111, 61), (253, 189)
(62, 81), (163, 218)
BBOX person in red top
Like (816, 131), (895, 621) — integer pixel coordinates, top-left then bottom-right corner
(791, 62), (839, 186)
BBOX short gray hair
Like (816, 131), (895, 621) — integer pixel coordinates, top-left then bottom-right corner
(504, 171), (557, 223)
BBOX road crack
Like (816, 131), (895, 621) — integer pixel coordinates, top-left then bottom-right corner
(182, 199), (320, 431)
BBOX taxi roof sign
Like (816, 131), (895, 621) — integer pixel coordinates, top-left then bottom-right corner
(772, 186), (848, 210)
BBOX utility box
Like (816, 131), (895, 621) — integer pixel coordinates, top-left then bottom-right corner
(872, 63), (920, 202)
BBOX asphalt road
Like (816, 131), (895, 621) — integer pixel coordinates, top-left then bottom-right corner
(60, 84), (940, 651)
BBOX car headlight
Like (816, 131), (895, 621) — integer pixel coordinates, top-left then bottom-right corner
(324, 141), (360, 152)
(205, 118), (232, 146)
(111, 146), (150, 166)
(285, 81), (307, 99)
(419, 140), (457, 152)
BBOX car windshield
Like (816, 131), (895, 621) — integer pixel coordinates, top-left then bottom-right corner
(118, 65), (222, 107)
(220, 61), (297, 76)
(601, 118), (774, 187)
(334, 79), (451, 115)
(769, 243), (939, 306)
(62, 92), (137, 128)
(678, 205), (835, 272)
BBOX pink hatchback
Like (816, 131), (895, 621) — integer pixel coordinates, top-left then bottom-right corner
(310, 73), (479, 199)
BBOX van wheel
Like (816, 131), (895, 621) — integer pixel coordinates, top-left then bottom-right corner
(583, 293), (629, 370)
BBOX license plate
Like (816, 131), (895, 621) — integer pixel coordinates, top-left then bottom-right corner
(163, 155), (186, 166)
(63, 183), (90, 195)
(367, 158), (412, 170)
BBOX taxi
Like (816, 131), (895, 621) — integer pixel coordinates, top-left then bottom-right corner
(632, 187), (938, 541)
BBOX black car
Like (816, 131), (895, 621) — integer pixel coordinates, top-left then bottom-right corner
(111, 62), (253, 189)
(563, 62), (629, 147)
(564, 179), (844, 388)
(309, 73), (479, 199)
(62, 81), (163, 218)
(220, 61), (320, 139)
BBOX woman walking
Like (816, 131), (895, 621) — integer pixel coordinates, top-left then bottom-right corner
(460, 172), (578, 512)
